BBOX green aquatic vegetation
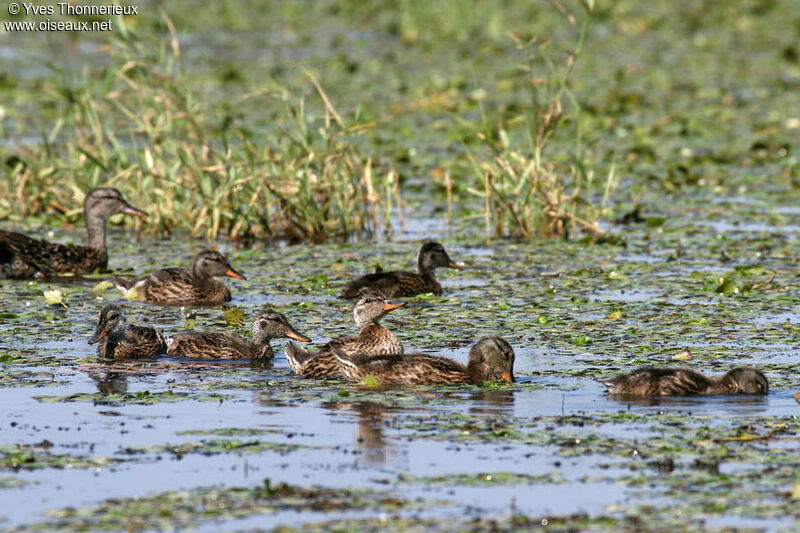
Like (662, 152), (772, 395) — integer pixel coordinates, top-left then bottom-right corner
(121, 438), (318, 457)
(34, 390), (231, 406)
(0, 444), (120, 472)
(30, 479), (411, 531)
(399, 471), (566, 487)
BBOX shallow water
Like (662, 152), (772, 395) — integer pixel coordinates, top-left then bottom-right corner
(2, 214), (800, 530)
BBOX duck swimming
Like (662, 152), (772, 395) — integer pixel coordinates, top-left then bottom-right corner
(338, 241), (461, 298)
(286, 290), (405, 379)
(1, 188), (146, 278)
(114, 249), (245, 304)
(333, 336), (515, 385)
(88, 304), (166, 359)
(166, 310), (309, 360)
(602, 366), (768, 397)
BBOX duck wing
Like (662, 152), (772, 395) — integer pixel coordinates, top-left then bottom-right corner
(338, 270), (424, 298)
(166, 331), (253, 359)
(1, 230), (102, 278)
(336, 351), (469, 385)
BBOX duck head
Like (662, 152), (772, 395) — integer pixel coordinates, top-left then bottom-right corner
(88, 304), (129, 345)
(353, 289), (405, 329)
(418, 241), (461, 272)
(191, 250), (246, 280)
(84, 188), (147, 223)
(466, 336), (516, 383)
(722, 367), (768, 394)
(251, 310), (310, 345)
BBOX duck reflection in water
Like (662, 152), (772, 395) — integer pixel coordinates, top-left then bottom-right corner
(89, 371), (129, 394)
(467, 388), (515, 416)
(323, 401), (403, 469)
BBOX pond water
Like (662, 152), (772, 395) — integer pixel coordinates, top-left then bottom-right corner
(2, 206), (800, 530)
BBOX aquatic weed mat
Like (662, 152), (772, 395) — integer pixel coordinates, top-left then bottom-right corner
(9, 480), (419, 532)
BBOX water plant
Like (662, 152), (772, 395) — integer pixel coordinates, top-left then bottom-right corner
(463, 0), (616, 240)
(1, 17), (398, 243)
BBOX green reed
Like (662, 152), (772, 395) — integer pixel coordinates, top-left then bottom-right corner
(463, 0), (616, 240)
(1, 15), (397, 243)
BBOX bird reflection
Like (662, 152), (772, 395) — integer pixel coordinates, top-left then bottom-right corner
(89, 371), (129, 394)
(467, 388), (515, 415)
(324, 401), (403, 469)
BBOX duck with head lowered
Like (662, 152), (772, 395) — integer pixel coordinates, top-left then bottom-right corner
(166, 310), (310, 360)
(338, 241), (461, 299)
(88, 304), (166, 359)
(333, 336), (516, 386)
(1, 188), (147, 278)
(601, 366), (769, 397)
(114, 249), (246, 305)
(286, 290), (406, 379)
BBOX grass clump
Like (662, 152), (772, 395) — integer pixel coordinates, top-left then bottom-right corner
(1, 17), (398, 243)
(464, 0), (615, 240)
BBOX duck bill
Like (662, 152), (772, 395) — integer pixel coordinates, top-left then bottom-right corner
(88, 328), (107, 345)
(382, 301), (406, 313)
(499, 371), (514, 383)
(446, 260), (462, 270)
(224, 268), (246, 280)
(121, 203), (148, 219)
(285, 330), (311, 342)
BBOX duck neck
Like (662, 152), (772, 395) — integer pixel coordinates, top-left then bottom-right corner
(191, 262), (213, 282)
(85, 209), (109, 253)
(417, 258), (437, 282)
(708, 374), (737, 394)
(358, 323), (402, 353)
(465, 360), (491, 384)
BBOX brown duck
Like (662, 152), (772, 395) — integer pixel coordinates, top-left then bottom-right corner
(333, 336), (515, 385)
(88, 304), (166, 359)
(1, 188), (146, 278)
(114, 250), (245, 304)
(285, 290), (405, 379)
(166, 310), (309, 360)
(338, 241), (461, 298)
(602, 366), (769, 397)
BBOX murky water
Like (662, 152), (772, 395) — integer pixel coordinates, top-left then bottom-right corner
(2, 210), (800, 530)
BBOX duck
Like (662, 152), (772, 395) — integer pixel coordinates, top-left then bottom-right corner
(601, 366), (769, 397)
(333, 336), (516, 385)
(1, 188), (146, 278)
(338, 241), (461, 298)
(285, 290), (405, 379)
(88, 304), (166, 359)
(166, 310), (309, 360)
(113, 249), (246, 304)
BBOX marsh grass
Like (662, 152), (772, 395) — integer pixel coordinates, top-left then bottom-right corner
(1, 16), (398, 243)
(464, 0), (615, 240)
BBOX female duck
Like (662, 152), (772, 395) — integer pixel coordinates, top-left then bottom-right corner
(114, 249), (245, 304)
(88, 304), (166, 359)
(166, 310), (309, 360)
(338, 241), (461, 298)
(333, 336), (515, 385)
(286, 290), (405, 379)
(1, 188), (146, 278)
(602, 366), (768, 397)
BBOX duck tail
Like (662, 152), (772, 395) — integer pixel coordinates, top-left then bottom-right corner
(113, 275), (133, 294)
(285, 341), (311, 374)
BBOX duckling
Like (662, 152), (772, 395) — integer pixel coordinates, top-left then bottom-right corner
(338, 241), (461, 298)
(601, 366), (769, 397)
(285, 290), (405, 379)
(166, 310), (309, 360)
(88, 304), (166, 359)
(333, 336), (515, 385)
(1, 188), (147, 278)
(114, 250), (245, 305)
